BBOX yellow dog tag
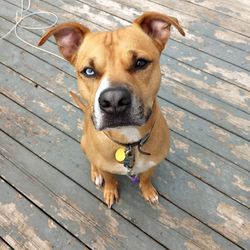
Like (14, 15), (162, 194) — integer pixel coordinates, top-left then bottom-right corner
(115, 148), (126, 163)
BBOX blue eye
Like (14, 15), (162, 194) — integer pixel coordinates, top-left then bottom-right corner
(82, 67), (96, 77)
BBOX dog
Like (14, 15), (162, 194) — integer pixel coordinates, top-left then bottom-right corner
(38, 12), (185, 208)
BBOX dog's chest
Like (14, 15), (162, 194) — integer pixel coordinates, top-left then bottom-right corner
(114, 154), (156, 175)
(112, 129), (156, 175)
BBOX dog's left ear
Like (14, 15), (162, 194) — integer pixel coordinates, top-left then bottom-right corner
(134, 12), (185, 51)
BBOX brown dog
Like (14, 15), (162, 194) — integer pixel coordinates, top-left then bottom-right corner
(38, 12), (185, 207)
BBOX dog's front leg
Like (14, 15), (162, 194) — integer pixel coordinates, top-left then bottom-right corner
(99, 169), (119, 208)
(139, 167), (159, 204)
(91, 164), (104, 188)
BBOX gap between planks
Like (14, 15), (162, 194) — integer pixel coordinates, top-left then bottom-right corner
(0, 176), (90, 250)
(0, 236), (14, 250)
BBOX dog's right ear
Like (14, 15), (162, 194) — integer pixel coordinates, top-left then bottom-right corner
(38, 22), (90, 63)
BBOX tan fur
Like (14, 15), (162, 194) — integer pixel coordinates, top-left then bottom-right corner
(38, 12), (185, 207)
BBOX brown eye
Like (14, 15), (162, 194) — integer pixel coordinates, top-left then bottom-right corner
(134, 58), (150, 70)
(81, 67), (96, 77)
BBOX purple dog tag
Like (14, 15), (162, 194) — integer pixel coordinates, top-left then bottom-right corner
(130, 175), (139, 184)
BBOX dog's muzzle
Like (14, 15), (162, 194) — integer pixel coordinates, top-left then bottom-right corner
(92, 86), (150, 130)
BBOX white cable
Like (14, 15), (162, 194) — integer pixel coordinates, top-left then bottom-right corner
(0, 0), (66, 61)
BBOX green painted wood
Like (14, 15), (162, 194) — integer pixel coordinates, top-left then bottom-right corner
(3, 0), (250, 114)
(1, 62), (250, 209)
(75, 0), (250, 71)
(0, 118), (242, 250)
(0, 137), (164, 250)
(0, 179), (87, 250)
(185, 0), (250, 24)
(151, 0), (250, 38)
(1, 34), (249, 171)
(159, 78), (250, 141)
(160, 98), (250, 171)
(0, 0), (248, 248)
(160, 59), (250, 114)
(38, 0), (250, 89)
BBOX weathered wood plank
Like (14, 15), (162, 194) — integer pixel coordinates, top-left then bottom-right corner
(1, 0), (249, 249)
(3, 0), (250, 113)
(160, 61), (250, 114)
(0, 140), (164, 250)
(150, 0), (250, 37)
(1, 62), (250, 209)
(57, 0), (250, 52)
(160, 100), (250, 171)
(159, 78), (250, 141)
(5, 0), (249, 91)
(0, 239), (12, 250)
(0, 114), (243, 250)
(1, 34), (249, 171)
(75, 0), (250, 70)
(35, 0), (250, 89)
(155, 161), (250, 249)
(41, 0), (250, 53)
(185, 0), (250, 23)
(0, 179), (87, 250)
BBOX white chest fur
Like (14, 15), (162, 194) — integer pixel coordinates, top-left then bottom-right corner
(132, 158), (156, 174)
(113, 155), (156, 175)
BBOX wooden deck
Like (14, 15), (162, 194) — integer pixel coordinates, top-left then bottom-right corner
(0, 0), (250, 249)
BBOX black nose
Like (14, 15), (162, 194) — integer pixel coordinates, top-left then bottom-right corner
(99, 87), (131, 114)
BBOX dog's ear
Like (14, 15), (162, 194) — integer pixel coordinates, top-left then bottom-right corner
(38, 22), (90, 63)
(133, 12), (185, 50)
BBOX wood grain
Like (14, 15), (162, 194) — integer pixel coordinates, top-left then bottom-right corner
(0, 0), (249, 248)
(0, 179), (87, 250)
(0, 105), (243, 250)
(1, 62), (249, 209)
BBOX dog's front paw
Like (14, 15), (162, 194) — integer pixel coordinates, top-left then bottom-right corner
(91, 164), (103, 187)
(140, 182), (159, 204)
(103, 183), (119, 208)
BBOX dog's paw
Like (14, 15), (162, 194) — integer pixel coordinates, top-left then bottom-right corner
(103, 183), (119, 208)
(140, 182), (159, 204)
(91, 165), (103, 188)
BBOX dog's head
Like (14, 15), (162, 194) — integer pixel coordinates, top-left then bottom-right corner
(39, 12), (185, 131)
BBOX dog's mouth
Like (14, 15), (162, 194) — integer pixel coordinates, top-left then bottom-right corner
(92, 106), (152, 131)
